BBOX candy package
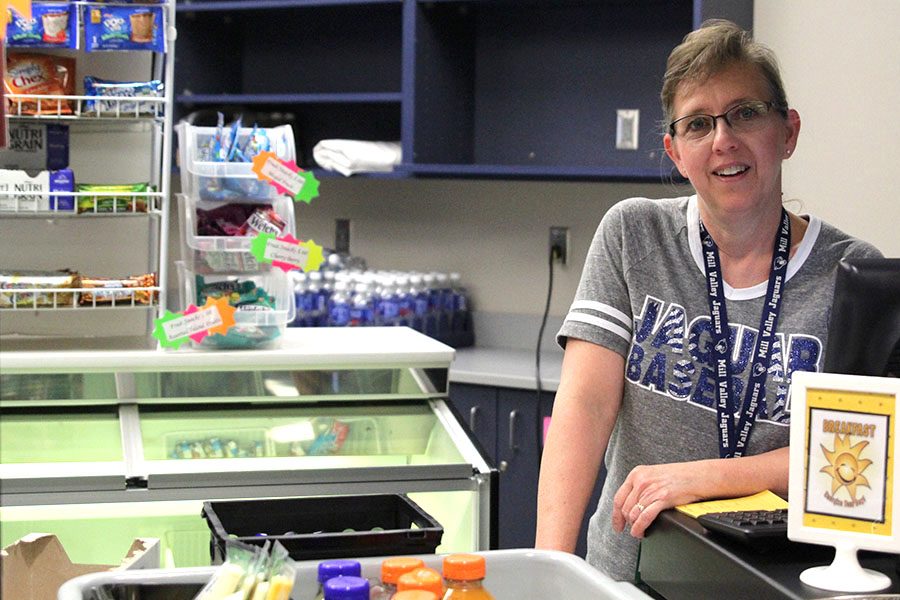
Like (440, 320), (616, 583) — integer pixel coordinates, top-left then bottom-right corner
(84, 76), (164, 115)
(238, 207), (288, 236)
(195, 275), (275, 308)
(5, 2), (79, 49)
(84, 5), (165, 52)
(4, 52), (76, 115)
(195, 202), (284, 237)
(194, 114), (284, 202)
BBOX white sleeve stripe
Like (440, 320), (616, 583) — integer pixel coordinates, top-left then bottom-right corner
(569, 300), (632, 327)
(563, 313), (632, 344)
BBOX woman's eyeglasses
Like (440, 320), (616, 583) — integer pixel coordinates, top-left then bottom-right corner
(668, 100), (785, 142)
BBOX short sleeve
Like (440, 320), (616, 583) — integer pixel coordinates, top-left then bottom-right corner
(557, 200), (635, 356)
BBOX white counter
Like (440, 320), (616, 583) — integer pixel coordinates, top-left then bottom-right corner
(0, 327), (455, 373)
(450, 346), (563, 392)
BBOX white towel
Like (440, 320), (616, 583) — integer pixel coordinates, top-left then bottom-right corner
(312, 140), (402, 176)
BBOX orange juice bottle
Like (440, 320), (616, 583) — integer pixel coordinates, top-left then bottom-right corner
(396, 567), (444, 598)
(441, 554), (494, 600)
(393, 591), (439, 600)
(370, 556), (425, 600)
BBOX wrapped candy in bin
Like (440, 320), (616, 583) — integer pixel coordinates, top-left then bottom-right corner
(175, 262), (294, 349)
(176, 122), (295, 203)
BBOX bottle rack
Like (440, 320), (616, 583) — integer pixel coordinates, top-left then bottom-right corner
(0, 1), (175, 345)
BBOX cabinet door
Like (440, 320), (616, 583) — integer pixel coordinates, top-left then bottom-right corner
(495, 388), (548, 549)
(447, 383), (497, 463)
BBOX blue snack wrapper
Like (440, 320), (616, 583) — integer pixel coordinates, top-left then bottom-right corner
(84, 5), (165, 52)
(6, 2), (79, 49)
(48, 168), (75, 211)
(84, 76), (164, 115)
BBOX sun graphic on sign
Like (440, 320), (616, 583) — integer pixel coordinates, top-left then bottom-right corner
(819, 433), (872, 502)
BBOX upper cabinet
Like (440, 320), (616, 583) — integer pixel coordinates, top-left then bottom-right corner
(174, 0), (751, 181)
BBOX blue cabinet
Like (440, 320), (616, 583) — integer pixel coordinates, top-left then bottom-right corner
(175, 0), (751, 180)
(449, 382), (605, 556)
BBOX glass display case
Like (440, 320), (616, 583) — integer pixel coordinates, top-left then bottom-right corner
(0, 327), (495, 567)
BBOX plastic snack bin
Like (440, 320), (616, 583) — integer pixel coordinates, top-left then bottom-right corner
(176, 122), (296, 202)
(201, 494), (443, 563)
(178, 193), (298, 274)
(58, 549), (655, 599)
(175, 261), (294, 349)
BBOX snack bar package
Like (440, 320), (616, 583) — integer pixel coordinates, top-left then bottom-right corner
(76, 182), (153, 213)
(0, 122), (69, 171)
(0, 168), (75, 211)
(0, 269), (80, 308)
(80, 273), (157, 305)
(84, 5), (166, 52)
(84, 76), (164, 115)
(6, 2), (79, 49)
(4, 52), (75, 115)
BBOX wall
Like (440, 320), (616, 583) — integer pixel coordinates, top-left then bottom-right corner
(291, 178), (684, 348)
(754, 0), (900, 256)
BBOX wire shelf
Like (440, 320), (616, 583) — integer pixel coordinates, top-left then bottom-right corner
(0, 286), (160, 310)
(5, 94), (166, 121)
(0, 191), (165, 216)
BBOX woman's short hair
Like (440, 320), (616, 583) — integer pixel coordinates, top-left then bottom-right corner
(661, 19), (788, 126)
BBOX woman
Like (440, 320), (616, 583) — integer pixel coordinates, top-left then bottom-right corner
(535, 19), (881, 581)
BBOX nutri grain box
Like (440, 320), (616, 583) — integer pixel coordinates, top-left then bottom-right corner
(0, 122), (69, 171)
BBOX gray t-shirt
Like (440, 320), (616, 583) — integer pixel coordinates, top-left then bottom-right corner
(556, 195), (882, 581)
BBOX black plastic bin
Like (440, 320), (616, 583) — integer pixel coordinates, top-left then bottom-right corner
(202, 494), (443, 563)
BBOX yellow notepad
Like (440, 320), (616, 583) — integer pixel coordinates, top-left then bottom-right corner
(675, 490), (788, 519)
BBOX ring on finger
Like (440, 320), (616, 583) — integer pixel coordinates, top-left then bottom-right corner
(636, 502), (646, 512)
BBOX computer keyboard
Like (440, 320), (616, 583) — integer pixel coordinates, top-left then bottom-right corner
(698, 508), (788, 543)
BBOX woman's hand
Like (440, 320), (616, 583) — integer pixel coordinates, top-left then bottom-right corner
(611, 447), (790, 539)
(611, 461), (709, 538)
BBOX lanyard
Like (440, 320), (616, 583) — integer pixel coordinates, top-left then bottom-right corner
(699, 208), (791, 458)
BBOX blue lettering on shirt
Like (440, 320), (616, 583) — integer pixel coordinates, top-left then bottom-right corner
(624, 296), (823, 426)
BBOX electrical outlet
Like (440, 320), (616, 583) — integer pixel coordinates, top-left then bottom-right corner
(335, 218), (351, 254)
(616, 109), (640, 150)
(549, 226), (569, 265)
